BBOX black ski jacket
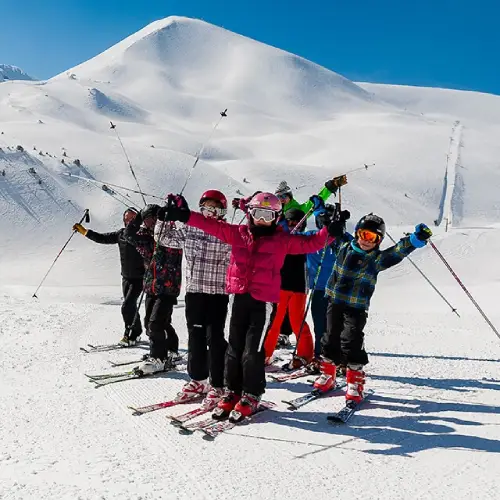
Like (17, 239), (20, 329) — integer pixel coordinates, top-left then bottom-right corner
(86, 228), (145, 280)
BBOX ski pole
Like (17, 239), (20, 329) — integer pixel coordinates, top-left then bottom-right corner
(110, 121), (147, 206)
(386, 231), (459, 317)
(124, 289), (145, 338)
(230, 208), (237, 224)
(33, 209), (90, 298)
(63, 173), (163, 201)
(178, 109), (227, 196)
(428, 239), (499, 340)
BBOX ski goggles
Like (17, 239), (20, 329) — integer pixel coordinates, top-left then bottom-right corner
(249, 207), (277, 223)
(357, 229), (381, 243)
(199, 205), (226, 218)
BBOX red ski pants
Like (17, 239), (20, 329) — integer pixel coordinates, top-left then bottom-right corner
(264, 290), (314, 361)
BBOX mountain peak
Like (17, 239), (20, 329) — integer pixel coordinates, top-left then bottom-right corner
(0, 64), (35, 82)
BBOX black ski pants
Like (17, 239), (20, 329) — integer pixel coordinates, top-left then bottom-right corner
(144, 294), (179, 360)
(225, 293), (271, 397)
(185, 292), (229, 388)
(311, 289), (328, 358)
(121, 278), (143, 339)
(321, 300), (369, 367)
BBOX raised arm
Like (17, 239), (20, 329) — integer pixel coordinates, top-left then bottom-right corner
(85, 229), (120, 245)
(376, 224), (432, 272)
(186, 212), (239, 246)
(285, 226), (332, 255)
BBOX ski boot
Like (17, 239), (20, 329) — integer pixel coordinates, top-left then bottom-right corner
(313, 358), (337, 393)
(176, 379), (209, 403)
(281, 355), (309, 372)
(212, 390), (240, 420)
(305, 357), (321, 375)
(135, 357), (166, 375)
(277, 334), (291, 349)
(229, 393), (261, 423)
(202, 387), (224, 409)
(118, 333), (140, 347)
(345, 366), (365, 404)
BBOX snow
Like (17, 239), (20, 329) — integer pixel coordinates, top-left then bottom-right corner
(0, 64), (35, 82)
(1, 16), (499, 500)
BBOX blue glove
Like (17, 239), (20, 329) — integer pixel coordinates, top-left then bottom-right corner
(409, 223), (432, 248)
(309, 195), (324, 212)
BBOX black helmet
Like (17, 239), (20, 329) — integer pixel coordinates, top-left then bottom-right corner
(355, 213), (385, 241)
(141, 204), (160, 220)
(285, 208), (306, 231)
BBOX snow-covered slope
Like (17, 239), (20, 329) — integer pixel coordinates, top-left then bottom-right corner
(0, 17), (499, 500)
(0, 64), (35, 82)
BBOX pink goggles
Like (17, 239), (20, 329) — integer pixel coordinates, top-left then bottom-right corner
(200, 205), (226, 218)
(249, 207), (277, 223)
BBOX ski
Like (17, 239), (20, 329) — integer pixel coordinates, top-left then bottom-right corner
(108, 352), (187, 367)
(168, 404), (214, 426)
(85, 369), (137, 380)
(129, 395), (203, 415)
(91, 373), (143, 387)
(282, 380), (347, 410)
(327, 391), (373, 424)
(80, 341), (148, 353)
(268, 366), (310, 382)
(178, 416), (220, 434)
(199, 401), (276, 439)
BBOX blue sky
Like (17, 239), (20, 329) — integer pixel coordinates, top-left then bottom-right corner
(2, 0), (499, 94)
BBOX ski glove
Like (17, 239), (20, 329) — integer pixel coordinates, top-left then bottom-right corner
(73, 223), (87, 236)
(325, 174), (347, 193)
(157, 206), (168, 221)
(232, 198), (241, 209)
(309, 195), (325, 211)
(164, 194), (191, 223)
(409, 223), (432, 248)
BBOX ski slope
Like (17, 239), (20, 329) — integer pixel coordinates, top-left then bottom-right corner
(0, 16), (499, 500)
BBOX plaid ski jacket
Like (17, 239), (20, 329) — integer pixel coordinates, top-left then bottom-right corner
(325, 237), (416, 310)
(155, 221), (231, 295)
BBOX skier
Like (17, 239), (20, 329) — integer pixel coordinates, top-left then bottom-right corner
(156, 190), (231, 408)
(303, 197), (353, 374)
(274, 175), (347, 216)
(124, 204), (181, 373)
(313, 214), (432, 403)
(263, 208), (314, 369)
(73, 207), (145, 345)
(163, 192), (346, 421)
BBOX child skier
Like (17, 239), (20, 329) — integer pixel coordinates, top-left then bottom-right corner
(304, 198), (353, 373)
(163, 192), (345, 421)
(274, 175), (347, 215)
(156, 190), (231, 408)
(124, 204), (181, 374)
(73, 207), (144, 345)
(313, 214), (432, 403)
(263, 208), (315, 369)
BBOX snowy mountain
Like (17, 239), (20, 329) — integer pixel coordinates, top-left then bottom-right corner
(0, 64), (35, 82)
(0, 16), (499, 500)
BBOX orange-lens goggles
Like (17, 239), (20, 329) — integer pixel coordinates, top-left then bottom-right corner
(357, 229), (380, 243)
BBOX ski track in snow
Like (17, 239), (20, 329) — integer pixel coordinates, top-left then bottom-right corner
(438, 120), (463, 230)
(1, 290), (499, 499)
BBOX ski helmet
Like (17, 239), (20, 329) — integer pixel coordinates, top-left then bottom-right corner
(141, 204), (160, 220)
(275, 181), (293, 200)
(247, 192), (282, 212)
(123, 207), (138, 224)
(199, 189), (227, 209)
(355, 213), (386, 242)
(285, 208), (306, 231)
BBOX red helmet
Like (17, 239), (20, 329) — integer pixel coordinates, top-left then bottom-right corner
(199, 189), (227, 209)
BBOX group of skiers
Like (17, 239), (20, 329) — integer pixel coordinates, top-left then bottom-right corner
(73, 175), (432, 419)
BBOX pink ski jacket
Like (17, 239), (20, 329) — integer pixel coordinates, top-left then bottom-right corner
(187, 212), (332, 303)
